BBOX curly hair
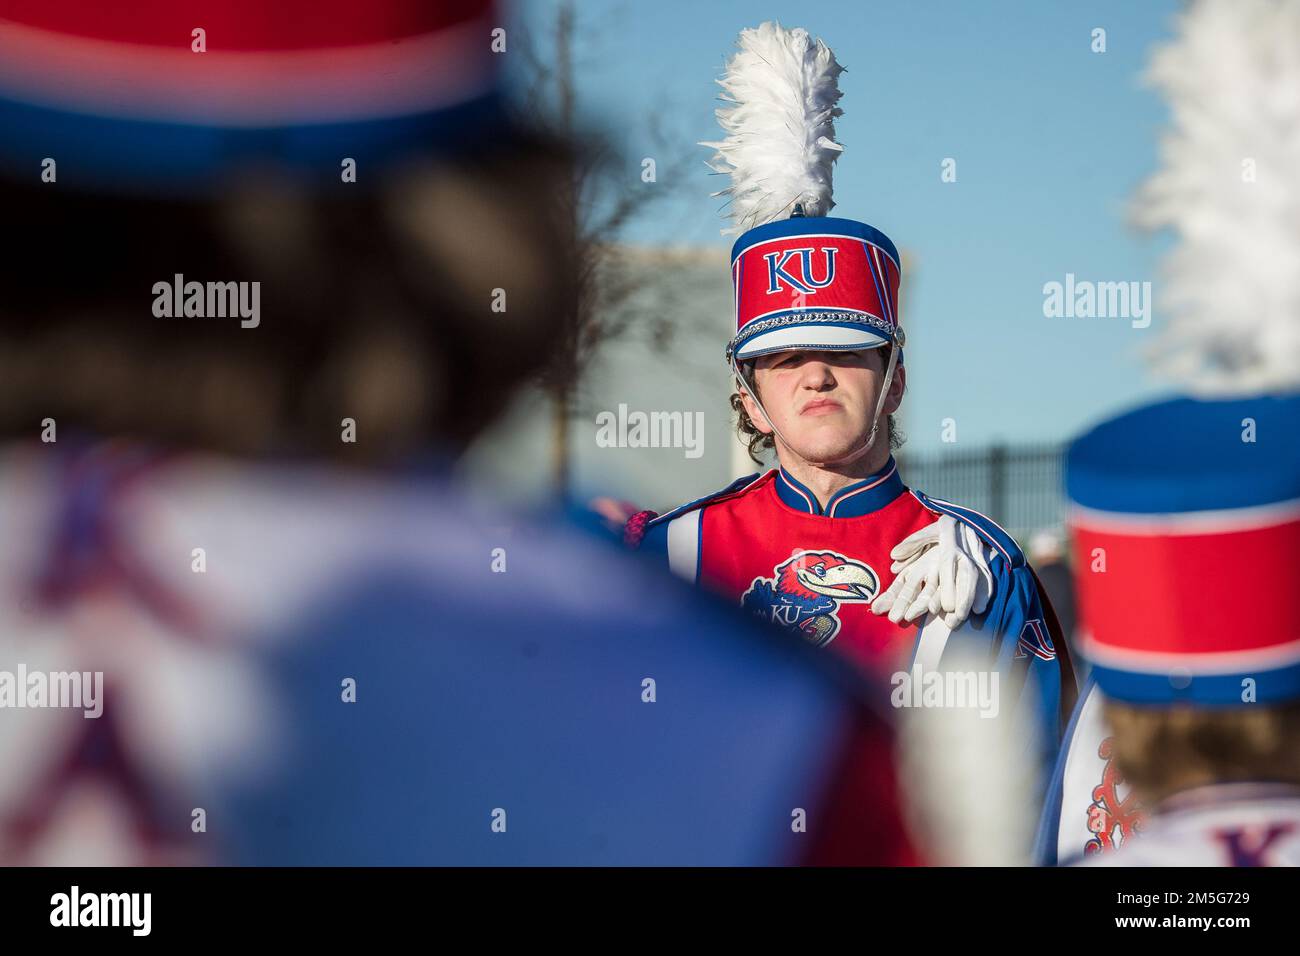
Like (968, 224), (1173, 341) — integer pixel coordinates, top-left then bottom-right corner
(729, 353), (905, 464)
(1103, 699), (1300, 804)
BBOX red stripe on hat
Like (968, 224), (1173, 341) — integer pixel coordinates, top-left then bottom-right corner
(0, 0), (491, 50)
(0, 16), (495, 125)
(1072, 514), (1300, 666)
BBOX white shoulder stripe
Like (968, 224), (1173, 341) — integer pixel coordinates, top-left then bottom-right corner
(666, 510), (701, 584)
(912, 616), (953, 671)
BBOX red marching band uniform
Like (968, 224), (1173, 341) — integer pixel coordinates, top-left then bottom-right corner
(626, 210), (1078, 812)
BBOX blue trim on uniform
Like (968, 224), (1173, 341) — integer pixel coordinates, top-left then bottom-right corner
(1067, 393), (1300, 514)
(911, 491), (1025, 569)
(1090, 659), (1300, 705)
(774, 457), (906, 518)
(644, 473), (763, 530)
(775, 469), (820, 514)
(731, 216), (901, 271)
(637, 519), (670, 559)
(1033, 676), (1096, 866)
(827, 462), (905, 518)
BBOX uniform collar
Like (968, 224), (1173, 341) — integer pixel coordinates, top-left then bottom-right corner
(774, 456), (906, 518)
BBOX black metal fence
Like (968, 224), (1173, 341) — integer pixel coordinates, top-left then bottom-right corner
(897, 442), (1065, 540)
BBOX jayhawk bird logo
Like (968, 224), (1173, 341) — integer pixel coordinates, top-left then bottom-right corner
(741, 550), (879, 647)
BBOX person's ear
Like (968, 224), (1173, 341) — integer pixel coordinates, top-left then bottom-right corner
(738, 381), (774, 435)
(883, 362), (906, 416)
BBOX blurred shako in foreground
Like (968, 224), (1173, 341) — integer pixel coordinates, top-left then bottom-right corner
(1037, 0), (1300, 867)
(0, 0), (918, 864)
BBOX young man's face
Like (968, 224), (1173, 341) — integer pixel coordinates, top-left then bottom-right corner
(740, 348), (905, 467)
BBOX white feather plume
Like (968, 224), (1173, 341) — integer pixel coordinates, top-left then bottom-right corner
(701, 21), (845, 236)
(1134, 0), (1300, 395)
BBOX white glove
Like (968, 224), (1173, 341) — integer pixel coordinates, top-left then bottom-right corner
(870, 514), (994, 629)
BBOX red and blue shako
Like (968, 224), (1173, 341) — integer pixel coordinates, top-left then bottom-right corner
(727, 215), (904, 362)
(0, 0), (502, 192)
(1067, 393), (1300, 704)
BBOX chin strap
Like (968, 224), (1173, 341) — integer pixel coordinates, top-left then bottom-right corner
(731, 350), (799, 457)
(731, 331), (904, 469)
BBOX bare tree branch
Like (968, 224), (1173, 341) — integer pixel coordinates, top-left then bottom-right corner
(514, 0), (698, 494)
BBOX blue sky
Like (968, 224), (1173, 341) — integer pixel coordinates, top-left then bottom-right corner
(507, 0), (1184, 451)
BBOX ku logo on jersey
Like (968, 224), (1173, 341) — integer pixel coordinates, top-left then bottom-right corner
(764, 246), (838, 296)
(741, 550), (878, 647)
(1015, 619), (1056, 661)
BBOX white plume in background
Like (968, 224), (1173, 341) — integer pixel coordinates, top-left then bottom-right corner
(1134, 0), (1300, 394)
(701, 22), (845, 236)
